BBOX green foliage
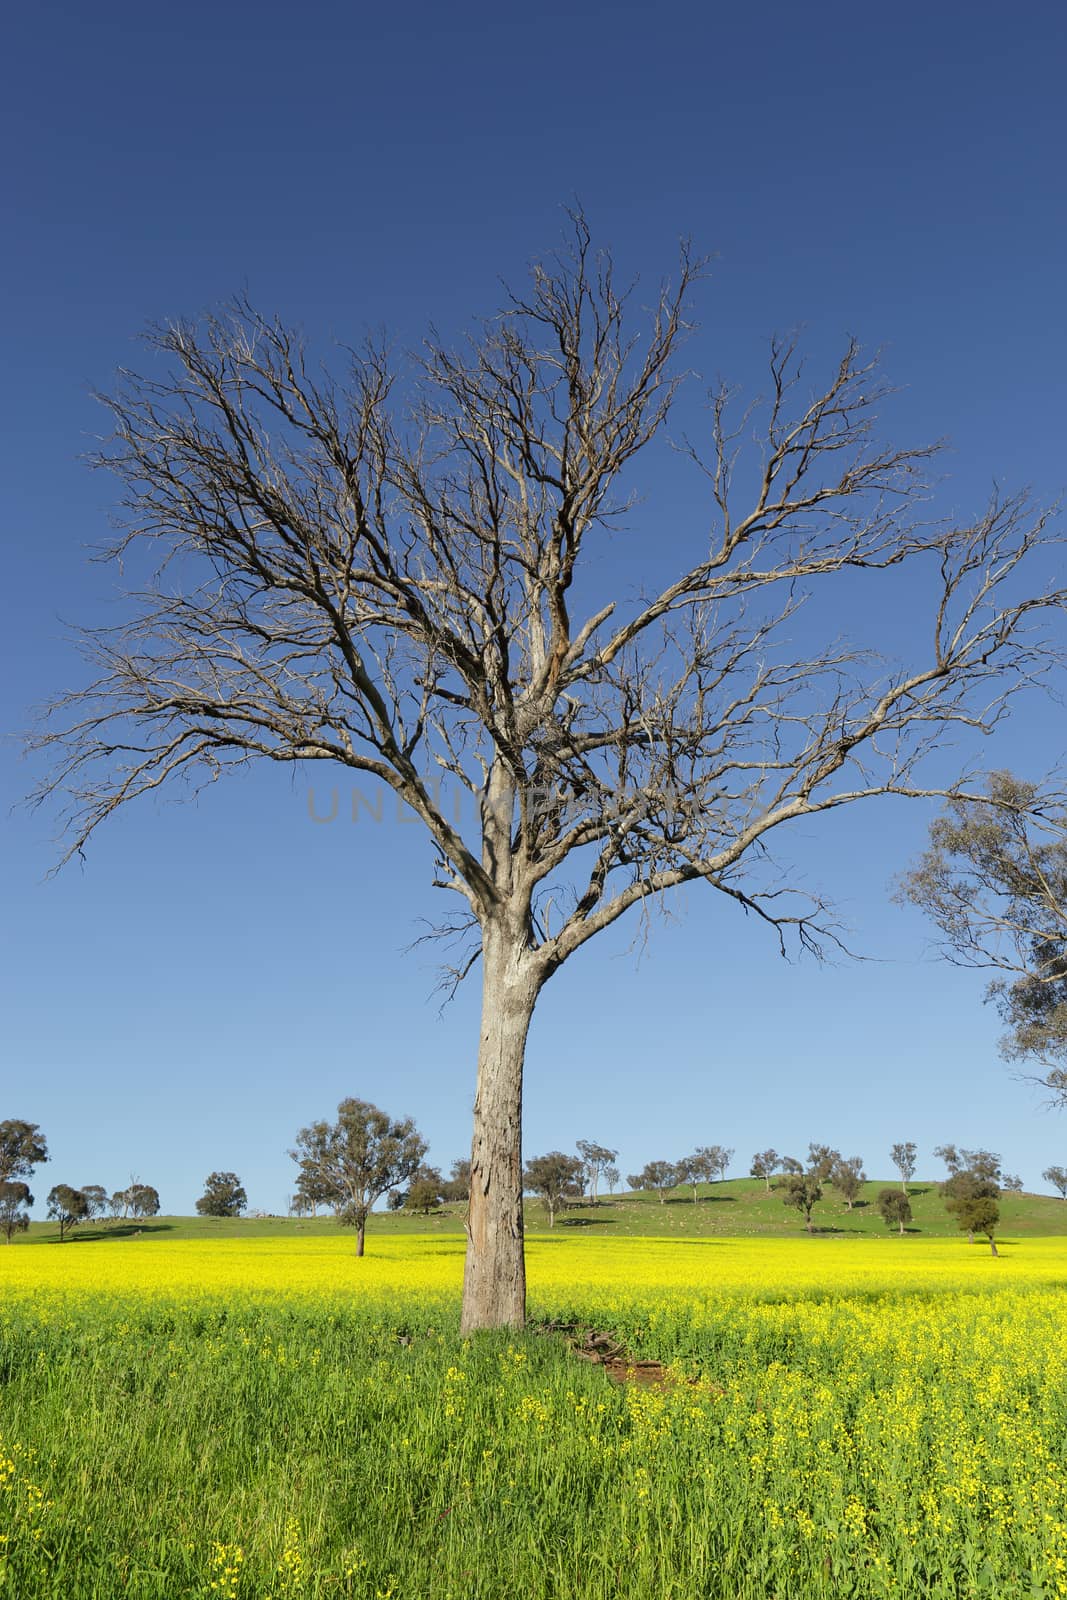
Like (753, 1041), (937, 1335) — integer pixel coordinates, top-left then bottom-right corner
(626, 1160), (679, 1204)
(890, 1142), (917, 1188)
(47, 1183), (90, 1240)
(750, 1149), (780, 1189)
(195, 1172), (247, 1218)
(782, 1173), (823, 1232)
(1043, 1165), (1067, 1199)
(290, 1099), (428, 1251)
(405, 1167), (445, 1215)
(0, 1119), (48, 1184)
(829, 1156), (866, 1209)
(523, 1152), (584, 1225)
(877, 1187), (912, 1234)
(0, 1180), (33, 1243)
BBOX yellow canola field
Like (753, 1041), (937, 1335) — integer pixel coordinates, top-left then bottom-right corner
(3, 1228), (1067, 1304)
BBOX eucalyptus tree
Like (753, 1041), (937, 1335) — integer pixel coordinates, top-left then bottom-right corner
(32, 215), (1064, 1331)
(890, 1141), (917, 1194)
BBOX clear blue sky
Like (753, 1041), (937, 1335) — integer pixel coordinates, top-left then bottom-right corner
(3, 0), (1066, 1213)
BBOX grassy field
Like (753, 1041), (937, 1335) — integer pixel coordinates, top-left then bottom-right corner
(5, 1229), (1067, 1597)
(14, 1174), (1067, 1248)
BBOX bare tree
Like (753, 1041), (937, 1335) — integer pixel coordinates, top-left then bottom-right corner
(575, 1139), (618, 1206)
(900, 774), (1067, 1101)
(30, 214), (1065, 1331)
(890, 1141), (917, 1193)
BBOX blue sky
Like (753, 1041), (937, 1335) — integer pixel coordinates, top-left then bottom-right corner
(3, 0), (1066, 1213)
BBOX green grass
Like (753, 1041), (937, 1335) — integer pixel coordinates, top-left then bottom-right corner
(16, 1176), (1067, 1248)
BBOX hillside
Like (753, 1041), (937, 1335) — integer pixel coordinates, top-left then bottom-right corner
(15, 1176), (1067, 1245)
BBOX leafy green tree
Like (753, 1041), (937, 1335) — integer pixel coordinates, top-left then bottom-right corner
(0, 1121), (48, 1185)
(441, 1159), (471, 1203)
(81, 1185), (109, 1221)
(944, 1172), (1000, 1256)
(877, 1187), (912, 1235)
(195, 1172), (247, 1218)
(890, 1142), (917, 1193)
(627, 1161), (680, 1205)
(750, 1150), (780, 1191)
(900, 774), (1067, 1100)
(48, 1184), (89, 1241)
(934, 1143), (963, 1177)
(829, 1156), (866, 1210)
(603, 1165), (620, 1197)
(405, 1166), (445, 1214)
(1043, 1165), (1067, 1199)
(290, 1099), (427, 1256)
(807, 1144), (841, 1183)
(127, 1183), (160, 1219)
(0, 1182), (33, 1243)
(575, 1141), (618, 1207)
(782, 1173), (823, 1233)
(779, 1156), (804, 1176)
(523, 1152), (584, 1228)
(385, 1189), (405, 1213)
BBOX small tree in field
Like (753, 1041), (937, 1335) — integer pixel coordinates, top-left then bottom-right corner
(750, 1150), (780, 1191)
(48, 1184), (89, 1241)
(406, 1166), (445, 1214)
(890, 1142), (918, 1193)
(290, 1099), (427, 1257)
(877, 1187), (912, 1235)
(829, 1156), (866, 1210)
(441, 1159), (471, 1203)
(628, 1161), (679, 1205)
(603, 1164), (620, 1198)
(128, 1183), (161, 1219)
(81, 1185), (109, 1222)
(575, 1141), (618, 1207)
(196, 1172), (248, 1218)
(945, 1175), (1000, 1256)
(523, 1152), (583, 1228)
(0, 1182), (33, 1243)
(1043, 1165), (1067, 1198)
(782, 1173), (823, 1233)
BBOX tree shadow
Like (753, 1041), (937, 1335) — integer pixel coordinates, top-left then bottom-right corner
(665, 1194), (738, 1205)
(556, 1216), (617, 1228)
(59, 1223), (176, 1243)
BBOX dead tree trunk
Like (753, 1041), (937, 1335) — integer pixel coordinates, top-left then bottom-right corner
(460, 924), (541, 1334)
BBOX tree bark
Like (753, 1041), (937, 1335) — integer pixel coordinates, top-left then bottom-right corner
(989, 1238), (999, 1257)
(460, 926), (540, 1334)
(898, 1218), (905, 1236)
(356, 1217), (366, 1257)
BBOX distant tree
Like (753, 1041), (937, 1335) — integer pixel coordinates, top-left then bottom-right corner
(627, 1161), (680, 1205)
(290, 1098), (427, 1257)
(293, 1164), (334, 1218)
(603, 1165), (620, 1197)
(0, 1121), (48, 1185)
(960, 1149), (1002, 1182)
(127, 1183), (160, 1219)
(1043, 1165), (1067, 1199)
(890, 1142), (918, 1193)
(779, 1156), (804, 1176)
(385, 1188), (405, 1212)
(807, 1144), (841, 1183)
(782, 1173), (823, 1233)
(576, 1141), (618, 1207)
(750, 1150), (780, 1191)
(829, 1156), (866, 1210)
(81, 1185), (109, 1222)
(441, 1158), (471, 1203)
(945, 1172), (1000, 1256)
(877, 1187), (912, 1236)
(0, 1182), (33, 1243)
(678, 1150), (709, 1202)
(523, 1152), (584, 1228)
(1002, 1172), (1024, 1193)
(406, 1166), (445, 1214)
(933, 1143), (963, 1177)
(195, 1172), (248, 1218)
(899, 774), (1067, 1102)
(47, 1184), (89, 1241)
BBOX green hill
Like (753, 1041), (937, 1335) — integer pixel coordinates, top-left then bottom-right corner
(14, 1177), (1067, 1246)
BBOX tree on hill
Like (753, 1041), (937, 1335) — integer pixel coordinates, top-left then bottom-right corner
(196, 1172), (248, 1218)
(441, 1159), (471, 1203)
(1043, 1165), (1067, 1198)
(899, 774), (1067, 1102)
(576, 1141), (618, 1207)
(47, 1184), (89, 1241)
(877, 1187), (912, 1235)
(782, 1173), (823, 1234)
(127, 1183), (161, 1219)
(750, 1150), (780, 1191)
(890, 1142), (917, 1193)
(32, 216), (1065, 1333)
(0, 1121), (48, 1186)
(1002, 1172), (1023, 1193)
(385, 1189), (405, 1213)
(779, 1156), (804, 1176)
(628, 1161), (680, 1205)
(523, 1152), (583, 1228)
(807, 1144), (841, 1183)
(829, 1155), (866, 1210)
(944, 1172), (1000, 1256)
(405, 1166), (445, 1214)
(81, 1185), (109, 1222)
(603, 1164), (620, 1197)
(290, 1099), (427, 1257)
(0, 1182), (33, 1243)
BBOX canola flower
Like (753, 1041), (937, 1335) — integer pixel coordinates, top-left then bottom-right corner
(3, 1233), (1067, 1597)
